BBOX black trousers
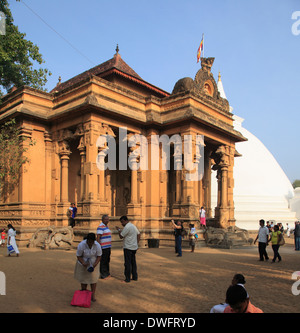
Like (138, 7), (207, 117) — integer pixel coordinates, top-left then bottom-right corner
(272, 244), (281, 262)
(258, 242), (269, 261)
(123, 248), (138, 282)
(100, 247), (111, 279)
(69, 218), (75, 228)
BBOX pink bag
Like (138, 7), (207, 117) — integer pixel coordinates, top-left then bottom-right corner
(71, 290), (92, 308)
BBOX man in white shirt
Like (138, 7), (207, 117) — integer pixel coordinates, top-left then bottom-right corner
(254, 219), (269, 261)
(116, 215), (140, 283)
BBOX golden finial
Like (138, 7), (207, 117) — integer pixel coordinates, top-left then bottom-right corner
(56, 76), (61, 86)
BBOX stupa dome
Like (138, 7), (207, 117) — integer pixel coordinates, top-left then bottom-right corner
(211, 75), (296, 230)
(233, 115), (294, 199)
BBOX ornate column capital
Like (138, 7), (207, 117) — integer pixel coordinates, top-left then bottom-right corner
(58, 140), (71, 158)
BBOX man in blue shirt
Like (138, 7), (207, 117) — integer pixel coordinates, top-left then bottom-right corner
(69, 203), (77, 228)
(96, 214), (112, 279)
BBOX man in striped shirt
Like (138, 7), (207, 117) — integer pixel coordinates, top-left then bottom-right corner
(96, 214), (112, 279)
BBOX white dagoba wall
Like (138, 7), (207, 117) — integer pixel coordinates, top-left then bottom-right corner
(290, 187), (300, 219)
(212, 74), (296, 230)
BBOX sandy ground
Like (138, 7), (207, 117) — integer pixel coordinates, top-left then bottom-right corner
(0, 239), (299, 314)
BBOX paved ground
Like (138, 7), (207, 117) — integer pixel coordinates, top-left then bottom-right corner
(0, 238), (299, 314)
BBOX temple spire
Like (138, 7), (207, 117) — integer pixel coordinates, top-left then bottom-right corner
(217, 71), (227, 99)
(115, 44), (119, 54)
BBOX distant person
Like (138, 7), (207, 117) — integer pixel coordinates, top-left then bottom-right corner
(253, 219), (269, 262)
(171, 219), (184, 257)
(7, 224), (19, 257)
(294, 221), (300, 251)
(188, 223), (197, 253)
(68, 203), (77, 228)
(268, 224), (283, 263)
(210, 274), (247, 313)
(116, 216), (140, 283)
(199, 207), (206, 229)
(96, 214), (112, 279)
(223, 284), (263, 313)
(285, 223), (290, 238)
(1, 229), (6, 247)
(74, 233), (102, 302)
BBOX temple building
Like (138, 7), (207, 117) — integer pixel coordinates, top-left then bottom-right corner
(0, 49), (246, 245)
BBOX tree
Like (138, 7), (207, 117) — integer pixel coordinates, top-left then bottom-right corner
(292, 180), (300, 189)
(0, 118), (34, 199)
(0, 0), (51, 97)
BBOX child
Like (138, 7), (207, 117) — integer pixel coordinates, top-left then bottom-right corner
(0, 229), (5, 247)
(189, 223), (197, 252)
(199, 207), (206, 229)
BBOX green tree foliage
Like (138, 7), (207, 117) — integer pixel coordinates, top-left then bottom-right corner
(0, 118), (34, 199)
(292, 180), (300, 189)
(0, 0), (51, 97)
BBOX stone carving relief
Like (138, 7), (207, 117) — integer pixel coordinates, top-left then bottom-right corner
(171, 57), (230, 112)
(211, 145), (230, 171)
(58, 140), (71, 156)
(27, 226), (74, 250)
(204, 226), (253, 249)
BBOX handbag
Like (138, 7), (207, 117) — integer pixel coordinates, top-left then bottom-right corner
(7, 245), (15, 254)
(71, 290), (92, 308)
(278, 235), (285, 246)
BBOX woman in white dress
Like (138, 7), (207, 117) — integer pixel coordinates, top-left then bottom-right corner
(7, 224), (20, 257)
(74, 233), (102, 302)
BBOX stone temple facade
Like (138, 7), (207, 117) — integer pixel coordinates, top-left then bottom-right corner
(0, 51), (246, 246)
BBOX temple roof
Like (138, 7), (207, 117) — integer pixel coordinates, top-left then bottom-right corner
(51, 48), (169, 97)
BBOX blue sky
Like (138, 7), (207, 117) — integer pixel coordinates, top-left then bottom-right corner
(7, 0), (300, 182)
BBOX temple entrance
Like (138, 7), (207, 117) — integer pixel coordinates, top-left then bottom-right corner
(108, 169), (131, 216)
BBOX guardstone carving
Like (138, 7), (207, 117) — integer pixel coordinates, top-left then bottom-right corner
(204, 226), (253, 248)
(27, 226), (74, 250)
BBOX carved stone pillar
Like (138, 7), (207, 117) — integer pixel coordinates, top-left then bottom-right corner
(203, 149), (212, 218)
(174, 153), (182, 204)
(130, 151), (139, 203)
(127, 141), (141, 217)
(59, 141), (71, 203)
(220, 165), (228, 208)
(56, 140), (71, 226)
(131, 171), (138, 204)
(77, 137), (86, 201)
(44, 131), (52, 218)
(212, 145), (230, 228)
(97, 145), (106, 203)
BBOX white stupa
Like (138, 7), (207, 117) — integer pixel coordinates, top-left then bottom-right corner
(212, 73), (296, 230)
(289, 188), (300, 220)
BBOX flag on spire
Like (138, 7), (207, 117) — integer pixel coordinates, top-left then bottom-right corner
(197, 34), (204, 63)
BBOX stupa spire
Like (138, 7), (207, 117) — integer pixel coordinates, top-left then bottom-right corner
(217, 71), (227, 99)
